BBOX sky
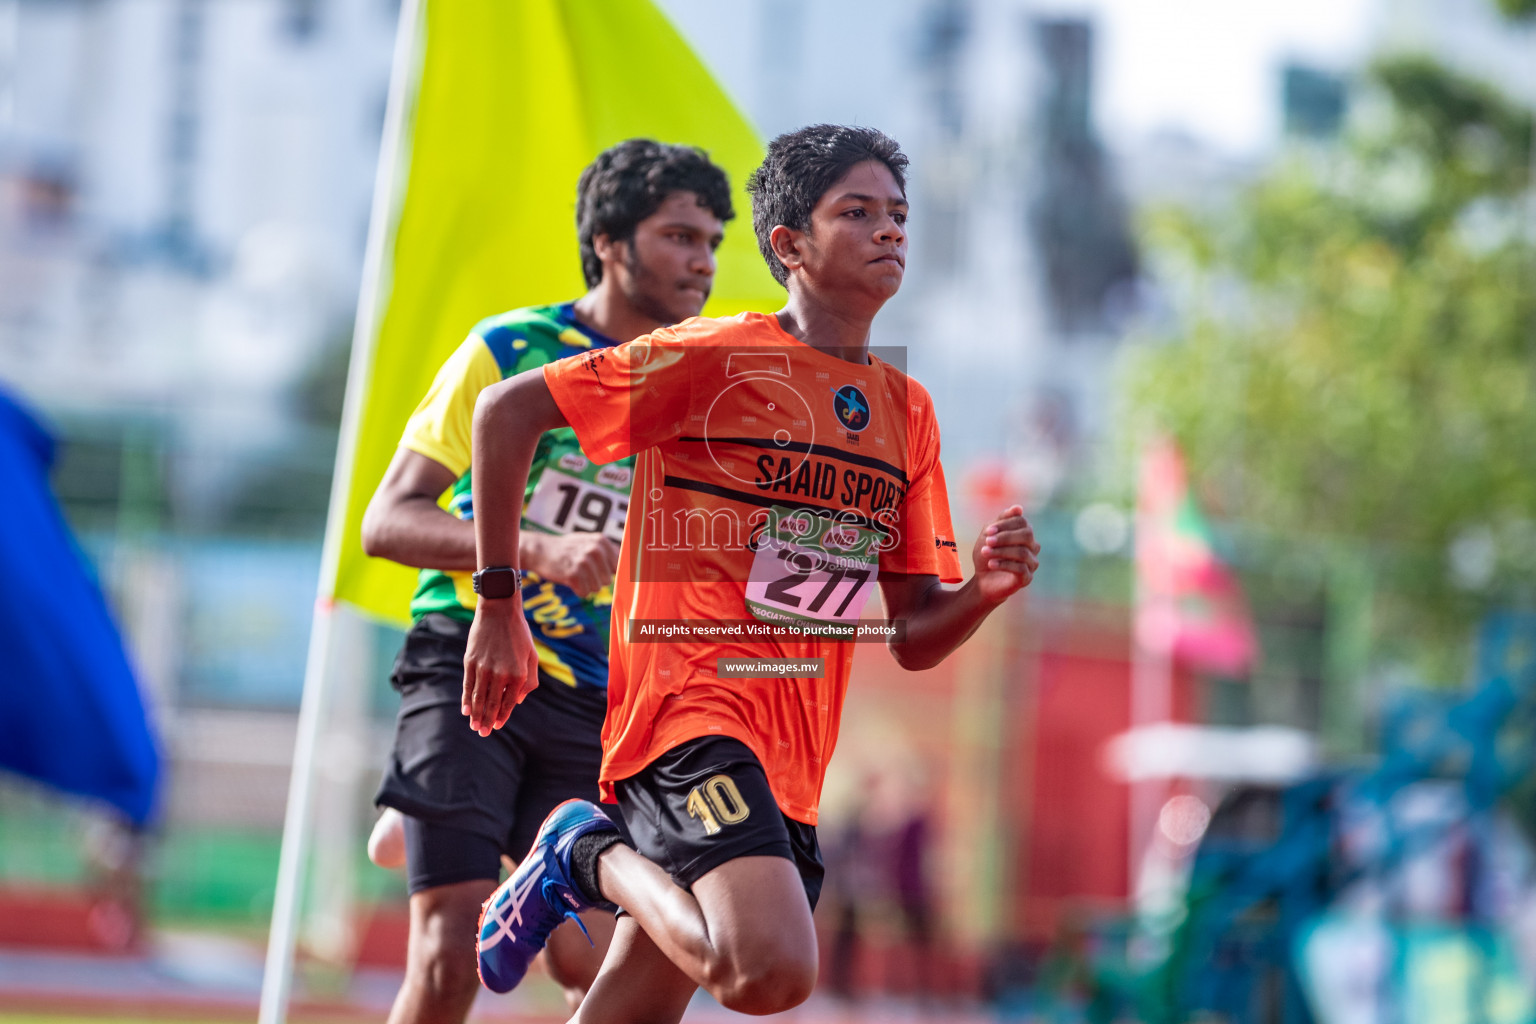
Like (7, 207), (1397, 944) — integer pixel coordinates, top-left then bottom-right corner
(660, 0), (1383, 157)
(1049, 0), (1380, 152)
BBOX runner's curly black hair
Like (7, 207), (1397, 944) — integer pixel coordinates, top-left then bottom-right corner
(576, 140), (735, 288)
(745, 125), (909, 287)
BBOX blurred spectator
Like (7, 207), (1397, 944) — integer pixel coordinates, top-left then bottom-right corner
(820, 779), (882, 1002)
(884, 801), (938, 1003)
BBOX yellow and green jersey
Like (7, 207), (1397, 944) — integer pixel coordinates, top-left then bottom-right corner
(400, 302), (632, 692)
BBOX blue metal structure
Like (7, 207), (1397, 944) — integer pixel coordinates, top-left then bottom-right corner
(1143, 612), (1536, 1024)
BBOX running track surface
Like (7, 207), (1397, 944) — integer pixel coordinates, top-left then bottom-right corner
(0, 946), (995, 1023)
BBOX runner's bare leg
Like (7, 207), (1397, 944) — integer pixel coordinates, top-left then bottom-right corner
(386, 879), (492, 1024)
(546, 909), (616, 1012)
(570, 917), (697, 1024)
(575, 849), (817, 1018)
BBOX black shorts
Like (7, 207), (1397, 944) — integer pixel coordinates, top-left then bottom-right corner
(613, 736), (824, 910)
(374, 613), (610, 894)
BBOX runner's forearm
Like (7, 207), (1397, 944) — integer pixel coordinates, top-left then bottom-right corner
(470, 370), (570, 569)
(363, 498), (479, 570)
(362, 503), (565, 574)
(887, 577), (1004, 671)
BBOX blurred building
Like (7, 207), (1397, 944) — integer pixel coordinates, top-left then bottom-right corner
(0, 0), (401, 935)
(1281, 63), (1349, 139)
(900, 2), (1139, 489)
(1, 0), (394, 529)
(0, 0), (397, 671)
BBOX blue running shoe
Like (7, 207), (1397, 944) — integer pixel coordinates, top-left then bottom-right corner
(476, 799), (619, 993)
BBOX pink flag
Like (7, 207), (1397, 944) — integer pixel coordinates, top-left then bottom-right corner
(1135, 437), (1257, 677)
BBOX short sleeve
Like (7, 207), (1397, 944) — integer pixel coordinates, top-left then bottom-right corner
(400, 333), (503, 476)
(879, 386), (963, 583)
(543, 328), (694, 464)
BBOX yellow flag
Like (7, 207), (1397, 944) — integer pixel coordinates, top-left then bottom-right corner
(330, 0), (779, 626)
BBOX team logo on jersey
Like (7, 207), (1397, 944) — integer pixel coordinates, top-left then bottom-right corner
(832, 385), (870, 433)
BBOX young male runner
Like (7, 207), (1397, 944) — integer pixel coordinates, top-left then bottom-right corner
(463, 124), (1039, 1020)
(360, 139), (734, 1024)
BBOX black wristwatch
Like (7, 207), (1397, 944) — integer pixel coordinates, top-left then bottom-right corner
(472, 566), (522, 599)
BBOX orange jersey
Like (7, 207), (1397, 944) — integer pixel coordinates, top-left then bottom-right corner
(542, 312), (963, 823)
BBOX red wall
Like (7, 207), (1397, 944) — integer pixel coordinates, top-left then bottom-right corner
(1015, 650), (1131, 939)
(1009, 609), (1198, 941)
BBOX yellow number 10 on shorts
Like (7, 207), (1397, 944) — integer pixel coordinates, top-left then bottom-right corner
(686, 775), (752, 836)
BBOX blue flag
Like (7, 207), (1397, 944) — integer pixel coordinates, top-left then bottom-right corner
(0, 390), (160, 826)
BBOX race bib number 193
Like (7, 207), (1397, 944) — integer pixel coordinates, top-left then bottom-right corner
(745, 507), (881, 628)
(522, 456), (631, 546)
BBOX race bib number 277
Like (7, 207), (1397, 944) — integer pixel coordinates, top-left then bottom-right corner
(744, 507), (882, 628)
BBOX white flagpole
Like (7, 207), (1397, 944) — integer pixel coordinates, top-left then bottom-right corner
(1129, 450), (1174, 900)
(257, 0), (423, 1019)
(1128, 623), (1173, 897)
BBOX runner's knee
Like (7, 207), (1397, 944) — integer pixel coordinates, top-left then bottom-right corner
(406, 891), (484, 1000)
(408, 925), (480, 999)
(707, 948), (817, 1016)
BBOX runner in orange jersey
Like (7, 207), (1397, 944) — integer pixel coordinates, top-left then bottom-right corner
(466, 124), (1039, 1021)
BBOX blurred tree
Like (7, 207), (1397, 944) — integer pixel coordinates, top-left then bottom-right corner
(1124, 56), (1536, 682)
(1494, 0), (1536, 18)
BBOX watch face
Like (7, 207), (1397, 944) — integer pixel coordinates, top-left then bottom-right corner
(475, 568), (520, 599)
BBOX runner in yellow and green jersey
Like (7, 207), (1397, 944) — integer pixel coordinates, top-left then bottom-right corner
(402, 301), (632, 693)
